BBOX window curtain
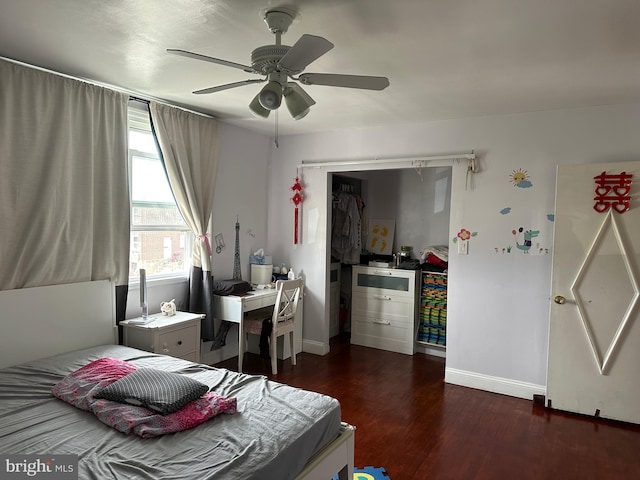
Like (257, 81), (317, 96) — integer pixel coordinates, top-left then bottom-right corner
(148, 102), (219, 342)
(0, 59), (130, 325)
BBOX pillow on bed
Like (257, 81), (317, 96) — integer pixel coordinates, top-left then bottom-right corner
(51, 357), (137, 411)
(94, 368), (209, 415)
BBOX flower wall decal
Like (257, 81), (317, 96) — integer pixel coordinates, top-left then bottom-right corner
(458, 229), (471, 241)
(453, 228), (477, 243)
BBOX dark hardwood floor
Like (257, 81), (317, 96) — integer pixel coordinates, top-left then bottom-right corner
(215, 334), (640, 480)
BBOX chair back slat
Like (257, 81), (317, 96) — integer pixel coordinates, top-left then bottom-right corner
(273, 279), (303, 326)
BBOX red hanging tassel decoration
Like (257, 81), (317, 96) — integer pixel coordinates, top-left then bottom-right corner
(291, 173), (304, 244)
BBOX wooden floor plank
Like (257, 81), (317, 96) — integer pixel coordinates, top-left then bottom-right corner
(216, 334), (640, 480)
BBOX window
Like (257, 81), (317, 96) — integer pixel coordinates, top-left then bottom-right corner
(128, 103), (191, 280)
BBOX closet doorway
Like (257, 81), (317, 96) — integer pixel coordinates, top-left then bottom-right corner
(326, 165), (452, 358)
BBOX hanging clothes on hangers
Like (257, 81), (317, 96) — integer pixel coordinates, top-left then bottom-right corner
(331, 190), (364, 264)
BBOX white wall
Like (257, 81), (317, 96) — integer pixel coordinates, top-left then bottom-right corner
(267, 102), (640, 399)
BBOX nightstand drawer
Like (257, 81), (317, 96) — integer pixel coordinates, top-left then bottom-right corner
(157, 325), (198, 358)
(175, 351), (198, 363)
(122, 311), (203, 363)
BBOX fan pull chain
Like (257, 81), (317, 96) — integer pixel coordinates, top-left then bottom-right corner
(274, 109), (279, 148)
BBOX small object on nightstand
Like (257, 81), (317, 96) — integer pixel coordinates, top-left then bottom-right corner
(160, 299), (177, 316)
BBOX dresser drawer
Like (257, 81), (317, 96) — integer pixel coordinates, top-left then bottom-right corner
(352, 292), (413, 325)
(350, 314), (414, 355)
(352, 266), (416, 298)
(157, 325), (198, 358)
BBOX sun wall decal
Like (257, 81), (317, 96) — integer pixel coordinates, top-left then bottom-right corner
(509, 168), (533, 188)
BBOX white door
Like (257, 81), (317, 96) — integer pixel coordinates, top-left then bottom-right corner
(547, 162), (640, 423)
(547, 161), (640, 423)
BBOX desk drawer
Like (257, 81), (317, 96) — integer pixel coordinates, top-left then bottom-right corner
(243, 293), (274, 311)
(157, 325), (198, 358)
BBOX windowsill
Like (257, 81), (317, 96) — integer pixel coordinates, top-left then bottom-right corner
(129, 274), (189, 290)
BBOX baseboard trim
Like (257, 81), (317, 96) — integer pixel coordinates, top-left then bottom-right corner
(445, 367), (546, 400)
(303, 339), (328, 356)
(415, 343), (446, 358)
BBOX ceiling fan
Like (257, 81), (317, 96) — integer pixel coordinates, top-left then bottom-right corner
(167, 8), (390, 120)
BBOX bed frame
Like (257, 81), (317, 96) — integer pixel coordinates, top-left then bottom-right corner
(0, 280), (354, 480)
(0, 280), (117, 369)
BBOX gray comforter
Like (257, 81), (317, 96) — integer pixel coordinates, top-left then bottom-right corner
(0, 345), (341, 480)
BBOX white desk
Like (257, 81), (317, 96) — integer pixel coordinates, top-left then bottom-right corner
(214, 288), (302, 370)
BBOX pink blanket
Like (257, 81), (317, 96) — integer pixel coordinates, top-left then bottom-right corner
(51, 357), (237, 438)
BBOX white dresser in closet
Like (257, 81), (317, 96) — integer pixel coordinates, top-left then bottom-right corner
(350, 265), (420, 355)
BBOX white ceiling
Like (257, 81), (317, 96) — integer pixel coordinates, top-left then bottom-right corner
(1, 0), (639, 136)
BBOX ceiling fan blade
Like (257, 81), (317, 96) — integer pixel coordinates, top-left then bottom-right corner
(167, 49), (256, 74)
(193, 79), (265, 95)
(298, 73), (390, 90)
(278, 34), (334, 73)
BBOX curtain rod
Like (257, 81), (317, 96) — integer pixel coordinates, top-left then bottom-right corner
(129, 96), (149, 104)
(1, 55), (214, 119)
(299, 152), (476, 169)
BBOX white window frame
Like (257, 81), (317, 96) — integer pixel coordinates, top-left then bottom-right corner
(128, 103), (192, 283)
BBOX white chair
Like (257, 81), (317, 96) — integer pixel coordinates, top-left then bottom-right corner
(239, 278), (304, 375)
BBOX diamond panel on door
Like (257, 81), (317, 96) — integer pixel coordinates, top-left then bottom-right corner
(571, 210), (640, 374)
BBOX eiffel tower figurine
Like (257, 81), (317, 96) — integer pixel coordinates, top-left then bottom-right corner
(233, 215), (242, 280)
(211, 216), (242, 351)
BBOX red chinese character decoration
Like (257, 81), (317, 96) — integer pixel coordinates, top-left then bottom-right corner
(291, 172), (304, 244)
(593, 171), (632, 213)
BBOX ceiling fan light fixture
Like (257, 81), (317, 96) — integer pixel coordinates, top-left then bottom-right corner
(284, 93), (311, 120)
(249, 93), (270, 118)
(289, 104), (311, 120)
(258, 81), (282, 110)
(284, 84), (316, 120)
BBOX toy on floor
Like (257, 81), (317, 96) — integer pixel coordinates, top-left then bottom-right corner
(333, 466), (390, 480)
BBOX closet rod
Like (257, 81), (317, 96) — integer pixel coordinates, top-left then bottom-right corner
(299, 152), (475, 169)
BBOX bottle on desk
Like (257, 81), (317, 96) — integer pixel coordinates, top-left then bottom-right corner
(287, 268), (295, 280)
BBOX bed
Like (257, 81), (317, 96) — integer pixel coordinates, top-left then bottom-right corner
(0, 280), (355, 480)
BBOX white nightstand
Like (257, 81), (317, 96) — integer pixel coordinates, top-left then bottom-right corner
(121, 311), (203, 363)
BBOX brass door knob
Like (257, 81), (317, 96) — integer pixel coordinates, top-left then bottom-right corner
(554, 295), (566, 305)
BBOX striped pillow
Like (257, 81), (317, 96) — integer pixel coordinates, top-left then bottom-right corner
(95, 368), (208, 415)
